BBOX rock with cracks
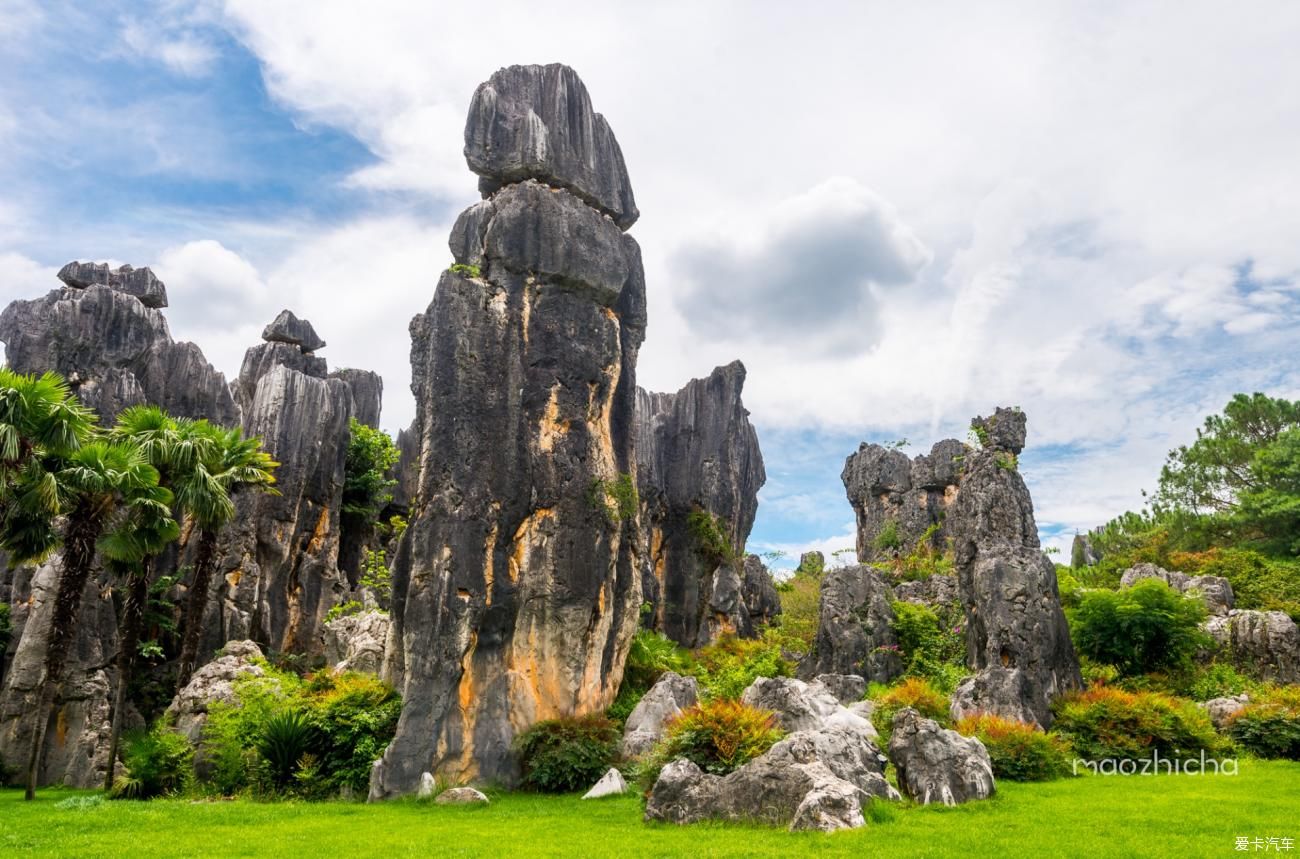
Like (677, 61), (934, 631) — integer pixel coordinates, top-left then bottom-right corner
(1204, 610), (1300, 684)
(798, 564), (903, 684)
(1120, 562), (1234, 616)
(635, 362), (767, 647)
(371, 64), (646, 795)
(622, 671), (699, 758)
(888, 708), (995, 806)
(842, 439), (965, 563)
(948, 408), (1081, 727)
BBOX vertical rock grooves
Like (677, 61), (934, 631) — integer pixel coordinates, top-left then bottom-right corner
(372, 64), (646, 794)
(634, 362), (769, 646)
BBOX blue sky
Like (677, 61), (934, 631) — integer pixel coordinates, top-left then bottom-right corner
(3, 1), (1300, 569)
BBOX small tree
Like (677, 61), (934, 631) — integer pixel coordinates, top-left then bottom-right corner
(1069, 579), (1209, 676)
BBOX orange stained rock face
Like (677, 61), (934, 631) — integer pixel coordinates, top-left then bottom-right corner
(508, 508), (555, 584)
(305, 507), (331, 554)
(483, 521), (499, 606)
(55, 708), (68, 746)
(537, 383), (570, 453)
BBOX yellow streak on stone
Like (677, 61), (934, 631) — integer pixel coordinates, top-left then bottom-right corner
(483, 521), (498, 607)
(537, 383), (569, 452)
(306, 507), (331, 554)
(508, 508), (555, 584)
(225, 569), (242, 588)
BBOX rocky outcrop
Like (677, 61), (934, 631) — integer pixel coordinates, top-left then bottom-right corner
(0, 268), (236, 425)
(165, 640), (267, 742)
(894, 574), (959, 609)
(322, 610), (389, 675)
(740, 554), (782, 630)
(1119, 563), (1234, 616)
(465, 63), (639, 229)
(948, 408), (1081, 728)
(842, 439), (965, 562)
(1070, 532), (1102, 568)
(622, 671), (699, 758)
(741, 677), (842, 733)
(635, 362), (767, 647)
(887, 708), (995, 806)
(798, 565), (902, 684)
(644, 699), (897, 831)
(330, 368), (384, 429)
(262, 309), (326, 353)
(372, 64), (646, 795)
(58, 261), (168, 308)
(1204, 610), (1300, 684)
(1200, 694), (1250, 730)
(203, 332), (355, 663)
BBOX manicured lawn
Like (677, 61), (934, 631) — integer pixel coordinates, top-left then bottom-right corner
(2, 760), (1298, 858)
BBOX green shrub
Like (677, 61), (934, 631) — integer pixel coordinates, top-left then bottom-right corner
(1227, 687), (1300, 760)
(873, 519), (902, 552)
(111, 723), (193, 800)
(588, 474), (638, 526)
(325, 600), (364, 623)
(641, 699), (783, 790)
(870, 677), (950, 742)
(890, 600), (966, 691)
(359, 549), (392, 606)
(449, 263), (481, 278)
(691, 632), (791, 700)
(686, 509), (736, 564)
(1052, 686), (1223, 764)
(771, 566), (824, 658)
(1069, 579), (1209, 676)
(1174, 661), (1255, 700)
(258, 710), (316, 789)
(609, 631), (691, 725)
(515, 715), (620, 793)
(302, 670), (402, 794)
(1169, 547), (1300, 621)
(955, 714), (1072, 781)
(1079, 657), (1120, 688)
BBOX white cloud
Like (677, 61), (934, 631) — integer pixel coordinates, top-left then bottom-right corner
(120, 19), (218, 77)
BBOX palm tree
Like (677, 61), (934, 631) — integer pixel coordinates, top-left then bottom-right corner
(173, 424), (277, 691)
(19, 440), (161, 799)
(101, 405), (197, 790)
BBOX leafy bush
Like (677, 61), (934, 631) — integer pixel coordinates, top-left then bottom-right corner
(1169, 547), (1300, 621)
(360, 548), (392, 606)
(1227, 687), (1300, 760)
(325, 600), (364, 623)
(1052, 686), (1223, 763)
(870, 677), (950, 742)
(201, 663), (399, 797)
(111, 723), (193, 799)
(640, 699), (783, 790)
(890, 600), (966, 691)
(514, 715), (620, 793)
(303, 670), (402, 794)
(449, 262), (481, 278)
(691, 632), (791, 700)
(258, 710), (316, 789)
(955, 714), (1072, 781)
(687, 509), (737, 564)
(1173, 661), (1255, 700)
(873, 519), (902, 552)
(873, 523), (954, 582)
(609, 631), (691, 724)
(588, 474), (638, 526)
(770, 565), (824, 658)
(342, 418), (400, 524)
(1069, 579), (1209, 676)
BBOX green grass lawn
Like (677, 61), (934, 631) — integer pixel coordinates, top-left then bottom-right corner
(2, 760), (1298, 858)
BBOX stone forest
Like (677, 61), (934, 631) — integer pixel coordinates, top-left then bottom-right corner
(1, 62), (1298, 857)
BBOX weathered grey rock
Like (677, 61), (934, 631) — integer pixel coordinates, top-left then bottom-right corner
(58, 260), (168, 308)
(330, 368), (384, 429)
(391, 422), (421, 511)
(636, 362), (766, 647)
(888, 708), (995, 806)
(582, 767), (628, 799)
(798, 564), (902, 684)
(741, 676), (841, 733)
(644, 719), (896, 831)
(0, 283), (236, 425)
(1204, 611), (1300, 684)
(812, 674), (868, 706)
(949, 668), (1042, 725)
(1120, 563), (1234, 616)
(465, 63), (638, 229)
(372, 66), (647, 796)
(202, 362), (354, 664)
(1200, 694), (1250, 730)
(262, 308), (326, 352)
(417, 771), (436, 798)
(233, 341), (328, 413)
(842, 439), (965, 562)
(948, 408), (1081, 727)
(322, 610), (389, 675)
(622, 671), (698, 758)
(436, 786), (489, 805)
(894, 574), (959, 609)
(1070, 532), (1102, 568)
(165, 640), (267, 742)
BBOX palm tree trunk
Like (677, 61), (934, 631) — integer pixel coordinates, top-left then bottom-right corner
(103, 556), (151, 792)
(175, 527), (218, 692)
(25, 501), (101, 800)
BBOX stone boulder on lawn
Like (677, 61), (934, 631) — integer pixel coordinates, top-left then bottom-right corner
(165, 640), (268, 742)
(887, 708), (995, 806)
(622, 672), (699, 757)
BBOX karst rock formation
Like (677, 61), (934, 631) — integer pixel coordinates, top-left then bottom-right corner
(0, 263), (379, 786)
(842, 438), (965, 562)
(635, 362), (770, 647)
(370, 64), (648, 794)
(947, 408), (1081, 727)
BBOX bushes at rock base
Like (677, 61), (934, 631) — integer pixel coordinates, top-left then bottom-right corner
(691, 632), (792, 701)
(1069, 579), (1209, 676)
(514, 715), (621, 793)
(870, 677), (950, 743)
(200, 665), (400, 797)
(111, 723), (193, 799)
(637, 699), (783, 791)
(889, 600), (967, 692)
(1227, 687), (1300, 760)
(1052, 686), (1223, 764)
(954, 714), (1072, 781)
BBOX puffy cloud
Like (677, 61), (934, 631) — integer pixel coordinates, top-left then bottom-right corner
(670, 178), (930, 353)
(120, 18), (219, 77)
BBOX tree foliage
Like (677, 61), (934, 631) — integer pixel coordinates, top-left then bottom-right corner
(342, 418), (399, 522)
